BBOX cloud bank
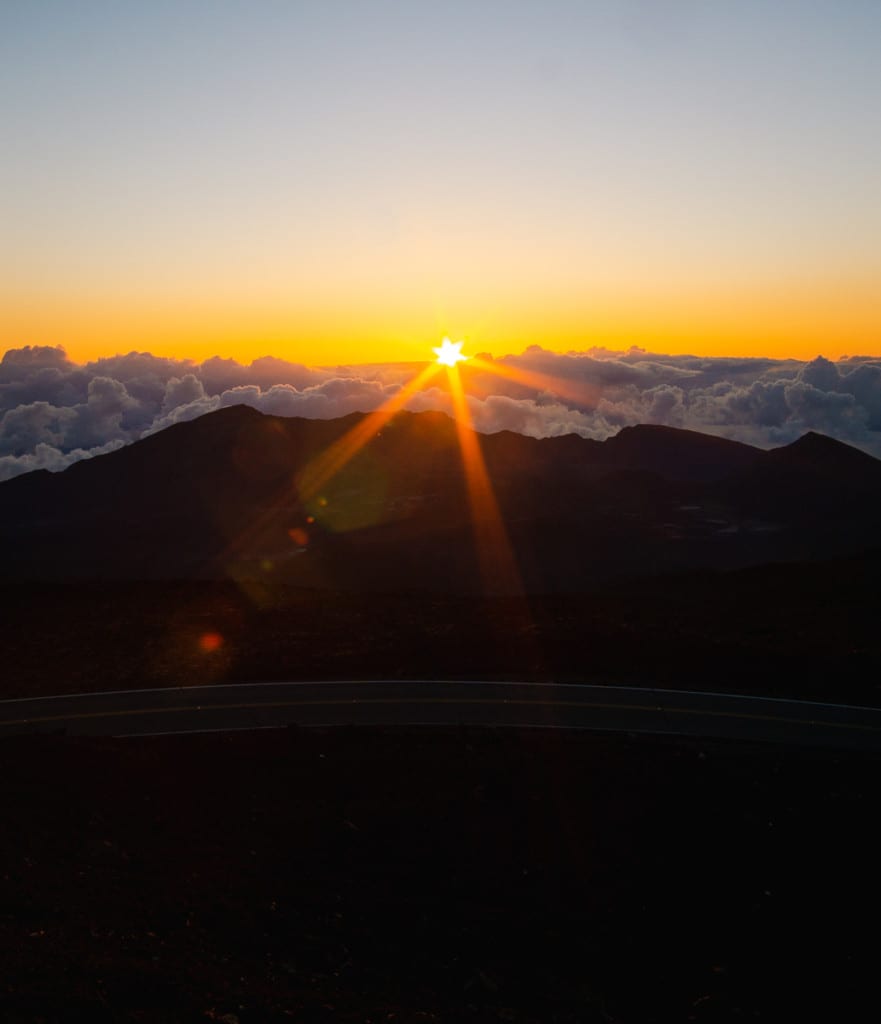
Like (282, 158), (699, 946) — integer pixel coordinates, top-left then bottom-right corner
(2, 343), (881, 480)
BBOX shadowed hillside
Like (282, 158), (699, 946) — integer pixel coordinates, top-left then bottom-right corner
(2, 406), (880, 592)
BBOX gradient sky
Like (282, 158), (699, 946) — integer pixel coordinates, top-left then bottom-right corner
(2, 0), (879, 365)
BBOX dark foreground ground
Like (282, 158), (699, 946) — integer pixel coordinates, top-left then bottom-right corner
(2, 726), (879, 1022)
(2, 552), (881, 705)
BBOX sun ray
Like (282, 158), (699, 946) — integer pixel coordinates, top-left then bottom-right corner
(215, 338), (561, 632)
(446, 363), (523, 596)
(445, 361), (542, 674)
(297, 361), (442, 503)
(467, 354), (598, 408)
(214, 361), (442, 574)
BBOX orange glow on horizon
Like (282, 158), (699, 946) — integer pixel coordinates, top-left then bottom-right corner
(3, 271), (880, 368)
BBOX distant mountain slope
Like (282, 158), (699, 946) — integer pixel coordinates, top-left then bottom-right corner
(1, 406), (879, 591)
(601, 424), (763, 480)
(769, 430), (881, 478)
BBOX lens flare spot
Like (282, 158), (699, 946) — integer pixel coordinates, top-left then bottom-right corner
(306, 515), (315, 524)
(199, 632), (223, 653)
(288, 527), (309, 547)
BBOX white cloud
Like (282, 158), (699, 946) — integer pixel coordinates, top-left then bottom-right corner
(0, 440), (126, 482)
(1, 343), (881, 480)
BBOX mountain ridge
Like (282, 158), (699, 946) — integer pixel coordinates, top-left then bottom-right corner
(1, 406), (879, 591)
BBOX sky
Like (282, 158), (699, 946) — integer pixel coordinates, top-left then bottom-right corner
(2, 0), (879, 367)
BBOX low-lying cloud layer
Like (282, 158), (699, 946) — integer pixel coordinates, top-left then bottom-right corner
(2, 343), (881, 480)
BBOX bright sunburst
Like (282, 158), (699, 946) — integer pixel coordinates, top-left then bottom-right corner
(433, 338), (467, 367)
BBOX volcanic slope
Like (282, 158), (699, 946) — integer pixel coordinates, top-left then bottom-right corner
(1, 406), (880, 591)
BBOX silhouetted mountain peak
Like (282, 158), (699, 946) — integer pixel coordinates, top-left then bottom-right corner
(770, 431), (881, 475)
(603, 424), (761, 480)
(612, 423), (754, 450)
(783, 430), (844, 454)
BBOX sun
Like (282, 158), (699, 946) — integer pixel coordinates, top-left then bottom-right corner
(433, 337), (467, 367)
